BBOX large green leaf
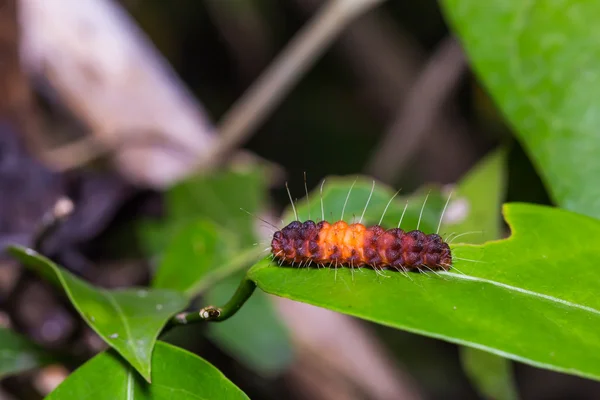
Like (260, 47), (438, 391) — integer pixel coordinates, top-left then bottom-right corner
(46, 341), (249, 399)
(446, 149), (519, 400)
(0, 328), (52, 379)
(249, 200), (600, 381)
(7, 246), (187, 382)
(441, 0), (600, 219)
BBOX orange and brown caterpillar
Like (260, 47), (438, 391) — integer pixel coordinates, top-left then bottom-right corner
(271, 220), (452, 272)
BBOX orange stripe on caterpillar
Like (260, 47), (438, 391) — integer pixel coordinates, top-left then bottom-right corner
(271, 220), (452, 271)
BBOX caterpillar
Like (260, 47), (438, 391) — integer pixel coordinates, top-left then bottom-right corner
(270, 179), (453, 274)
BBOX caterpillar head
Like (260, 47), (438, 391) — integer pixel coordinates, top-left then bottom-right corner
(271, 230), (285, 257)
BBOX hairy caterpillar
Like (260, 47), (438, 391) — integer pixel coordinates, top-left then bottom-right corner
(270, 179), (453, 274)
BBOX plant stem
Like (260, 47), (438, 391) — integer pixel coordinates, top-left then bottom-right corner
(165, 276), (257, 330)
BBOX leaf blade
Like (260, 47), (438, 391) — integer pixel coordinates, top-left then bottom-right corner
(46, 341), (249, 400)
(249, 198), (600, 381)
(8, 246), (188, 382)
(445, 149), (519, 400)
(0, 328), (52, 379)
(441, 0), (600, 219)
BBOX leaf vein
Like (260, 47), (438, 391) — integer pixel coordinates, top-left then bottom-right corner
(443, 272), (600, 316)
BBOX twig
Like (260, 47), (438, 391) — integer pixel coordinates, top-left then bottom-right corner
(202, 0), (388, 167)
(164, 276), (257, 331)
(365, 36), (468, 183)
(33, 197), (74, 252)
(294, 0), (423, 119)
(38, 130), (199, 173)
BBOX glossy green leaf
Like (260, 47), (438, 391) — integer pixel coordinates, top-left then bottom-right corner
(250, 200), (600, 381)
(46, 341), (249, 400)
(441, 0), (600, 219)
(0, 328), (52, 379)
(447, 149), (519, 399)
(7, 246), (188, 382)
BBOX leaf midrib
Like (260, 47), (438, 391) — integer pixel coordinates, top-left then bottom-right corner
(251, 261), (600, 318)
(442, 272), (600, 316)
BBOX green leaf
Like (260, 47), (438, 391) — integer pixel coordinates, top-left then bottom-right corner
(7, 246), (188, 382)
(0, 328), (52, 378)
(444, 149), (507, 244)
(204, 273), (293, 376)
(461, 348), (518, 400)
(249, 201), (600, 381)
(167, 169), (266, 246)
(46, 341), (249, 400)
(441, 0), (600, 219)
(138, 169), (293, 375)
(446, 149), (519, 399)
(151, 219), (240, 296)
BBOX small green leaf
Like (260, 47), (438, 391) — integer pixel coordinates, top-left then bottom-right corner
(46, 341), (249, 400)
(249, 202), (600, 381)
(168, 169), (266, 246)
(151, 219), (238, 296)
(441, 0), (600, 219)
(0, 328), (52, 378)
(461, 348), (519, 400)
(205, 273), (293, 376)
(7, 246), (188, 382)
(444, 149), (507, 244)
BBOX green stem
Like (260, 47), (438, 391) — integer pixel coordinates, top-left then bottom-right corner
(165, 276), (257, 329)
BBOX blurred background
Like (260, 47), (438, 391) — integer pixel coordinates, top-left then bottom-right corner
(0, 0), (597, 399)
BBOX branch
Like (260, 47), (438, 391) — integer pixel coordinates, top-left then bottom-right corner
(164, 277), (257, 331)
(203, 0), (388, 167)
